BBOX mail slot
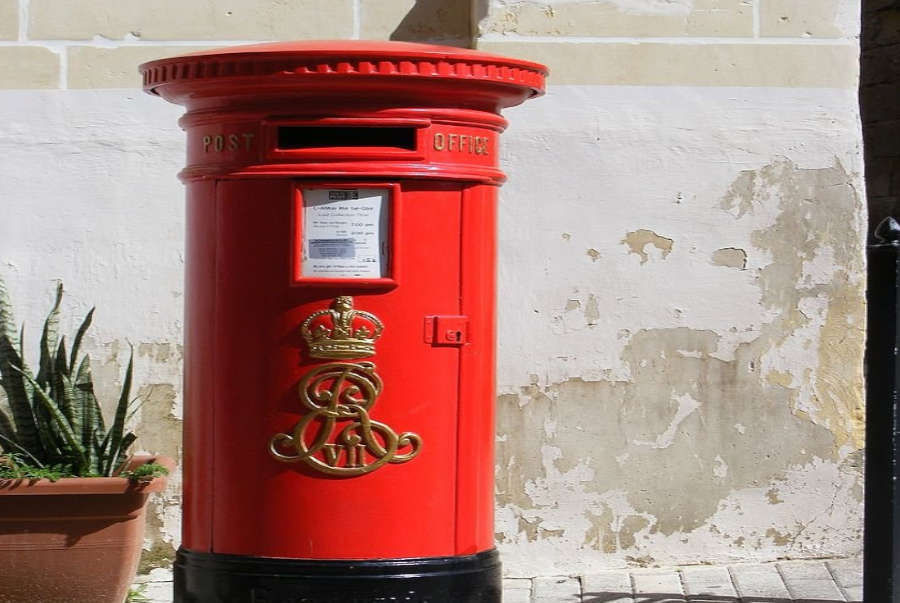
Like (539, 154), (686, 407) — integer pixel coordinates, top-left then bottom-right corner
(141, 41), (546, 603)
(277, 126), (418, 150)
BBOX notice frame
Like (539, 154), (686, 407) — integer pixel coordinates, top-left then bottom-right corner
(292, 182), (401, 289)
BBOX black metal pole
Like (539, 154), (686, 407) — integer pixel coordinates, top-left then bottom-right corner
(865, 216), (900, 602)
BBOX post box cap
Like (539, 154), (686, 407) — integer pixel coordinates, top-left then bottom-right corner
(140, 40), (547, 108)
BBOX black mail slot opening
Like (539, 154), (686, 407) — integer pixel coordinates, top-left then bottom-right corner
(277, 126), (417, 151)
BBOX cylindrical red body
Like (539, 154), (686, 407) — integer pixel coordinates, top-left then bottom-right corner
(142, 41), (545, 603)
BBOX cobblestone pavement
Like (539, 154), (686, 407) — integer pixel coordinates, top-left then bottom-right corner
(505, 558), (862, 603)
(136, 557), (862, 602)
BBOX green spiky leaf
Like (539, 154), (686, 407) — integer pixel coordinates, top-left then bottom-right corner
(12, 366), (86, 473)
(110, 432), (137, 476)
(74, 356), (98, 470)
(105, 347), (133, 475)
(0, 406), (18, 451)
(69, 308), (94, 375)
(36, 283), (63, 389)
(0, 278), (146, 478)
(0, 350), (40, 457)
(0, 278), (20, 351)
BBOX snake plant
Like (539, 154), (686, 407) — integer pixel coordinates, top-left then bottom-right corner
(0, 278), (138, 477)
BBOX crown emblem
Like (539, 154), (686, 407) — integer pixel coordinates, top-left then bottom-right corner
(301, 296), (384, 360)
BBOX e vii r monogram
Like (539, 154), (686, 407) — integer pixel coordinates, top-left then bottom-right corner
(268, 361), (422, 476)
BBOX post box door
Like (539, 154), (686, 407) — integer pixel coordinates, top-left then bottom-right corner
(204, 178), (468, 559)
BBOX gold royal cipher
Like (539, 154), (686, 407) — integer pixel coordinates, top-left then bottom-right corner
(268, 296), (422, 476)
(301, 296), (383, 360)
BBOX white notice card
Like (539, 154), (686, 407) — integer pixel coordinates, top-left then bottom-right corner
(301, 188), (390, 279)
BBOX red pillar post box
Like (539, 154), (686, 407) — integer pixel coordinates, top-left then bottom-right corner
(141, 42), (546, 603)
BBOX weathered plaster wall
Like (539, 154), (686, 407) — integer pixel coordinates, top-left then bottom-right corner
(0, 0), (866, 581)
(494, 87), (865, 574)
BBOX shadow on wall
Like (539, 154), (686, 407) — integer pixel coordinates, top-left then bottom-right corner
(390, 0), (475, 47)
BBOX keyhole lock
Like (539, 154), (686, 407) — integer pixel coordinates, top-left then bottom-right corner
(424, 316), (469, 346)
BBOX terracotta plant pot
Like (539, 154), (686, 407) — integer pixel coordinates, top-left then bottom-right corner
(0, 454), (175, 603)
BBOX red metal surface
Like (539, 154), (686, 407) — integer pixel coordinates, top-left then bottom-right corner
(457, 184), (499, 554)
(144, 41), (544, 560)
(182, 180), (216, 552)
(174, 109), (511, 184)
(141, 41), (545, 107)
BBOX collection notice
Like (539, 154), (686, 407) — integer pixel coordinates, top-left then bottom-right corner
(301, 188), (390, 279)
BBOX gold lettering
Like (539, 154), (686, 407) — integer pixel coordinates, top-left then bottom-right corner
(322, 444), (341, 467)
(201, 131), (255, 154)
(354, 443), (367, 468)
(432, 131), (493, 155)
(346, 442), (367, 468)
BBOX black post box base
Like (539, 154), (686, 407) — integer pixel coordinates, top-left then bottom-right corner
(174, 547), (502, 603)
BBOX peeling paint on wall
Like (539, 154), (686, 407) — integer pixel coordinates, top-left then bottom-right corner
(495, 116), (866, 572)
(622, 229), (674, 264)
(135, 380), (182, 571)
(724, 158), (865, 451)
(711, 247), (747, 269)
